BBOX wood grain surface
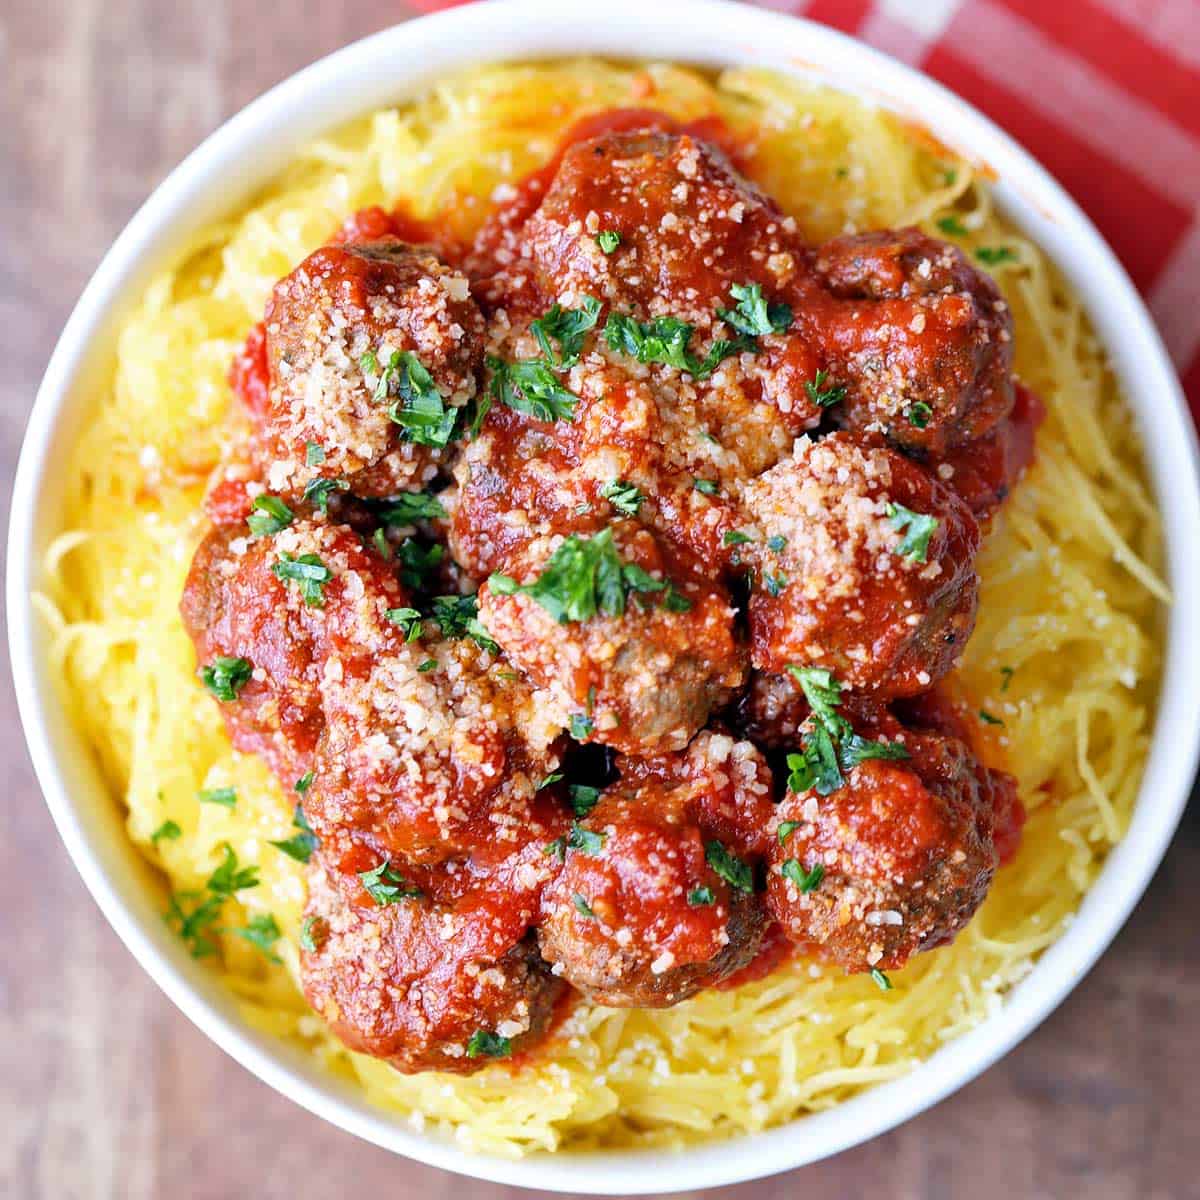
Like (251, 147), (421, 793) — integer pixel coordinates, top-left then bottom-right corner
(1, 3), (1196, 1197)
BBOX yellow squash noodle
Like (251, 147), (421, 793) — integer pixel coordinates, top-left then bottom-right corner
(39, 61), (1165, 1156)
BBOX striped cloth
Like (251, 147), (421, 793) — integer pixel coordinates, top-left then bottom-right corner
(410, 0), (1200, 421)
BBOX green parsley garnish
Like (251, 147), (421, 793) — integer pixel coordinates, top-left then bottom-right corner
(539, 772), (564, 790)
(269, 801), (318, 863)
(301, 477), (349, 514)
(1000, 666), (1015, 692)
(716, 281), (793, 338)
(572, 893), (596, 918)
(544, 837), (567, 861)
(367, 349), (457, 447)
(200, 656), (252, 703)
(804, 368), (847, 408)
(600, 479), (643, 516)
(979, 709), (1005, 727)
(776, 820), (799, 845)
(396, 539), (444, 591)
(723, 530), (753, 547)
(151, 819), (181, 845)
(782, 859), (824, 893)
(907, 401), (933, 429)
(870, 968), (893, 991)
(486, 354), (580, 423)
(207, 843), (260, 896)
(358, 858), (421, 906)
(299, 915), (323, 952)
(232, 913), (282, 964)
(417, 658), (438, 673)
(688, 886), (716, 907)
(569, 713), (595, 741)
(693, 478), (719, 496)
(429, 593), (499, 654)
(604, 311), (749, 379)
(385, 606), (424, 641)
(886, 502), (939, 563)
(597, 230), (621, 254)
(764, 572), (788, 597)
(467, 1030), (513, 1059)
(569, 784), (601, 817)
(530, 296), (601, 368)
(295, 771), (314, 795)
(567, 824), (606, 855)
(272, 552), (332, 606)
(165, 842), (262, 957)
(376, 491), (448, 525)
(936, 215), (968, 237)
(784, 665), (910, 796)
(943, 168), (958, 186)
(247, 495), (293, 537)
(371, 527), (392, 560)
(975, 246), (1017, 265)
(305, 441), (325, 466)
(199, 787), (237, 809)
(704, 840), (754, 893)
(487, 528), (688, 624)
(767, 535), (788, 552)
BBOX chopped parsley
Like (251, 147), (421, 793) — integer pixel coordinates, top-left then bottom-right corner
(299, 915), (323, 952)
(487, 528), (688, 624)
(979, 709), (1005, 727)
(466, 1030), (513, 1059)
(569, 713), (595, 742)
(272, 552), (332, 606)
(429, 593), (499, 654)
(906, 401), (933, 429)
(358, 858), (421, 906)
(597, 230), (621, 254)
(151, 819), (181, 845)
(782, 859), (824, 894)
(538, 772), (564, 790)
(568, 784), (601, 817)
(688, 886), (715, 907)
(716, 281), (793, 338)
(246, 495), (293, 537)
(886, 502), (939, 563)
(300, 477), (349, 514)
(385, 606), (424, 642)
(870, 967), (893, 991)
(198, 787), (237, 809)
(722, 530), (753, 547)
(371, 527), (392, 560)
(784, 665), (910, 796)
(767, 535), (788, 553)
(1000, 666), (1015, 692)
(376, 491), (448, 525)
(693, 478), (719, 496)
(396, 539), (444, 591)
(764, 572), (788, 597)
(975, 246), (1017, 265)
(200, 655), (252, 703)
(776, 820), (799, 846)
(232, 913), (282, 964)
(804, 368), (847, 408)
(704, 840), (754, 893)
(294, 771), (314, 795)
(305, 441), (325, 467)
(530, 296), (601, 368)
(486, 355), (580, 423)
(269, 802), (319, 864)
(367, 349), (457, 447)
(544, 837), (566, 861)
(166, 842), (259, 958)
(207, 843), (260, 896)
(600, 479), (643, 516)
(572, 893), (596, 918)
(936, 215), (968, 237)
(567, 824), (606, 856)
(417, 658), (438, 673)
(604, 311), (749, 379)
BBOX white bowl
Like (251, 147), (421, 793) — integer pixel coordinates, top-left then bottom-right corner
(10, 0), (1200, 1191)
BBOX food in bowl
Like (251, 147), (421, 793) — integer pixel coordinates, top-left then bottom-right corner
(38, 61), (1165, 1155)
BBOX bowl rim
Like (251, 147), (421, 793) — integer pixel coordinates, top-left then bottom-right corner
(9, 0), (1200, 1191)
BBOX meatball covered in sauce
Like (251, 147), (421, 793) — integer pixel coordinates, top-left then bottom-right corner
(259, 238), (484, 499)
(742, 431), (980, 697)
(538, 732), (773, 1006)
(766, 708), (1000, 972)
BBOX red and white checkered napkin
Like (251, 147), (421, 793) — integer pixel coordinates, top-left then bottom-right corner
(411, 0), (1200, 422)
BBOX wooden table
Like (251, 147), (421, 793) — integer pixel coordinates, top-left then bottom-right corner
(1, 3), (1197, 1197)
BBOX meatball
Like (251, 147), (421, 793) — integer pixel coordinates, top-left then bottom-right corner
(766, 709), (997, 972)
(742, 431), (980, 697)
(257, 238), (485, 499)
(538, 732), (773, 1006)
(180, 519), (405, 783)
(807, 228), (1014, 453)
(301, 851), (563, 1074)
(478, 522), (745, 755)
